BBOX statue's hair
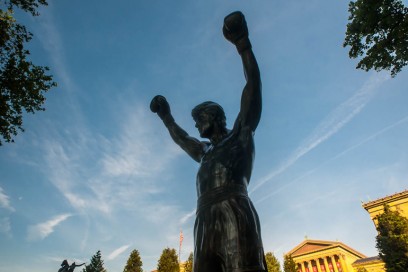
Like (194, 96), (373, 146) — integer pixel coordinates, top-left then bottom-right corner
(192, 101), (226, 128)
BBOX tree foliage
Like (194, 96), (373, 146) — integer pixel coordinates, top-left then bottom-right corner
(375, 205), (408, 272)
(343, 0), (408, 76)
(157, 248), (179, 272)
(82, 250), (107, 272)
(183, 252), (193, 272)
(265, 252), (281, 272)
(283, 254), (297, 272)
(123, 249), (143, 272)
(0, 0), (56, 145)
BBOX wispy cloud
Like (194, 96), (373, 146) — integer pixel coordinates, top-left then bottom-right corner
(250, 73), (389, 193)
(41, 103), (182, 216)
(0, 217), (12, 237)
(35, 10), (182, 216)
(107, 245), (131, 260)
(179, 209), (196, 225)
(0, 187), (15, 212)
(36, 9), (76, 95)
(27, 213), (72, 241)
(256, 114), (408, 204)
(31, 8), (189, 257)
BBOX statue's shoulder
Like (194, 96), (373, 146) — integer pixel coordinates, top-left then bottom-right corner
(201, 141), (211, 151)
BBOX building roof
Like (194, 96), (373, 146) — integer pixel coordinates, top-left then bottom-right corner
(353, 256), (382, 265)
(362, 189), (408, 210)
(286, 239), (366, 259)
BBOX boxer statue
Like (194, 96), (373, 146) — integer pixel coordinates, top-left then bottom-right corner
(151, 11), (267, 272)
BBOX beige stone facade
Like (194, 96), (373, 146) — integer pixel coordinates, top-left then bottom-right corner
(362, 189), (408, 228)
(352, 256), (385, 272)
(285, 239), (366, 272)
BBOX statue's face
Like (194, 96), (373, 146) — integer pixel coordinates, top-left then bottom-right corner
(195, 111), (214, 138)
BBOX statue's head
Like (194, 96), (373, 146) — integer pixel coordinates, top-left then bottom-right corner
(62, 260), (68, 266)
(192, 101), (226, 138)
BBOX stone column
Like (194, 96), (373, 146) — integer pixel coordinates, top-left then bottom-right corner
(323, 257), (330, 272)
(338, 254), (347, 272)
(308, 260), (313, 272)
(330, 255), (339, 272)
(315, 258), (323, 272)
(300, 261), (306, 272)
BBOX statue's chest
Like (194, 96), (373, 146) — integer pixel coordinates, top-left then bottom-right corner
(197, 137), (245, 184)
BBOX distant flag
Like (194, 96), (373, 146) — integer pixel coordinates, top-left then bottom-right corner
(180, 230), (184, 246)
(179, 230), (184, 263)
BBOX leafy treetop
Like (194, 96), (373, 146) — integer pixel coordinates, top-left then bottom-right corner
(375, 204), (408, 272)
(343, 0), (408, 77)
(82, 250), (107, 272)
(2, 0), (48, 16)
(123, 249), (143, 272)
(0, 0), (56, 145)
(283, 254), (297, 272)
(157, 248), (179, 272)
(265, 252), (282, 272)
(183, 252), (193, 272)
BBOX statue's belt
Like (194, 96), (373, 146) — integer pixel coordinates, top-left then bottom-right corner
(196, 184), (249, 214)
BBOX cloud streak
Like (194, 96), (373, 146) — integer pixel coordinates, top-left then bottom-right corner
(27, 213), (72, 241)
(0, 187), (15, 212)
(251, 73), (389, 193)
(179, 209), (196, 225)
(0, 217), (11, 237)
(35, 7), (183, 218)
(107, 245), (131, 260)
(256, 114), (408, 204)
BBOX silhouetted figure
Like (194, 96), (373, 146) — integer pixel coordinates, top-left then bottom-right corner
(151, 11), (267, 272)
(68, 262), (85, 272)
(58, 260), (85, 272)
(58, 260), (69, 272)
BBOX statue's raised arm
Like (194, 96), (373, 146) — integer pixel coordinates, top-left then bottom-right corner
(223, 11), (261, 132)
(150, 95), (206, 162)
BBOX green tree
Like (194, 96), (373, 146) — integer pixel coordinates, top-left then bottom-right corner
(184, 252), (193, 272)
(1, 0), (56, 145)
(82, 250), (107, 272)
(283, 254), (297, 272)
(375, 205), (408, 272)
(265, 252), (281, 272)
(123, 249), (143, 272)
(157, 248), (179, 272)
(343, 0), (408, 77)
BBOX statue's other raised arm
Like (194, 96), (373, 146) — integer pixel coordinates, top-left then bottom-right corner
(223, 11), (261, 132)
(150, 95), (205, 162)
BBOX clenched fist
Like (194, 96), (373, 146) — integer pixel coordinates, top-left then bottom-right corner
(223, 11), (251, 53)
(150, 95), (171, 120)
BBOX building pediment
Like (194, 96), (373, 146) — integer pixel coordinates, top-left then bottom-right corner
(287, 239), (366, 258)
(289, 240), (335, 256)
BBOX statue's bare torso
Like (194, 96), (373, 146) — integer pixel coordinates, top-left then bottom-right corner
(197, 123), (253, 196)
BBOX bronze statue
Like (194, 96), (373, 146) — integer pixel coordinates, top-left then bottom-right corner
(58, 260), (69, 272)
(58, 260), (85, 272)
(151, 11), (267, 272)
(67, 262), (85, 272)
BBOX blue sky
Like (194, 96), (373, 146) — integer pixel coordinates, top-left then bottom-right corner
(1, 1), (408, 271)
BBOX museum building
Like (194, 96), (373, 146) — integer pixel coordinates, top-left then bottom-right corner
(362, 189), (408, 227)
(285, 189), (408, 272)
(285, 239), (366, 272)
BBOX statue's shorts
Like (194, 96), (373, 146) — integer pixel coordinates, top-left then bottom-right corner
(194, 184), (267, 272)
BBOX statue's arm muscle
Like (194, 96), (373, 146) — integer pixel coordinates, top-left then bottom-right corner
(239, 48), (262, 132)
(164, 118), (205, 162)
